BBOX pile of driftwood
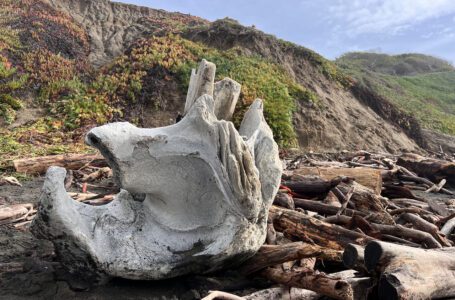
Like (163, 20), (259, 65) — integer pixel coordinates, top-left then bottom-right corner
(2, 151), (455, 299)
(205, 151), (455, 300)
(1, 154), (115, 227)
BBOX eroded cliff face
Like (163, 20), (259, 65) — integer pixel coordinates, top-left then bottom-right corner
(185, 21), (420, 153)
(46, 0), (421, 153)
(46, 0), (207, 66)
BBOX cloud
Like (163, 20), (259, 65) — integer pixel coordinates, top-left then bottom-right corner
(328, 0), (455, 36)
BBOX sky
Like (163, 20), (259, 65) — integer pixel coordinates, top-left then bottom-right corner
(118, 0), (455, 63)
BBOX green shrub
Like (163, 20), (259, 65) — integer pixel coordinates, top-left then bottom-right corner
(88, 35), (316, 147)
(0, 57), (27, 123)
(338, 54), (455, 135)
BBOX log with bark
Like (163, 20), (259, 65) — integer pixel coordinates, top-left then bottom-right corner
(294, 167), (383, 195)
(398, 213), (451, 246)
(365, 240), (455, 299)
(13, 153), (106, 174)
(293, 198), (367, 218)
(324, 214), (442, 248)
(273, 192), (295, 210)
(281, 175), (349, 197)
(397, 153), (455, 186)
(261, 267), (354, 300)
(337, 181), (394, 224)
(331, 270), (373, 300)
(342, 244), (366, 273)
(239, 242), (342, 274)
(269, 206), (375, 250)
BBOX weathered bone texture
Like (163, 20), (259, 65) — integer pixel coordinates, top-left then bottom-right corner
(214, 78), (241, 121)
(183, 58), (241, 121)
(184, 59), (216, 116)
(31, 60), (282, 283)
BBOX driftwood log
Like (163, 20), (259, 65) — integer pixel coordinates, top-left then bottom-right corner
(365, 241), (455, 299)
(81, 167), (112, 182)
(273, 192), (295, 210)
(13, 153), (106, 174)
(269, 206), (374, 250)
(342, 244), (367, 273)
(281, 176), (347, 197)
(333, 270), (373, 300)
(293, 198), (367, 217)
(397, 153), (455, 186)
(294, 167), (382, 194)
(337, 182), (394, 224)
(0, 203), (35, 225)
(239, 242), (342, 274)
(325, 214), (442, 248)
(398, 213), (451, 247)
(243, 287), (319, 300)
(441, 215), (455, 236)
(261, 267), (354, 300)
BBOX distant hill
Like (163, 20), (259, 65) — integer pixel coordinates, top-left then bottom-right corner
(337, 52), (454, 76)
(337, 53), (455, 136)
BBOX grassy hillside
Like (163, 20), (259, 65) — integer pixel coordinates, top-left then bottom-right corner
(56, 34), (317, 147)
(337, 52), (454, 75)
(1, 1), (430, 170)
(0, 1), (320, 169)
(337, 53), (455, 135)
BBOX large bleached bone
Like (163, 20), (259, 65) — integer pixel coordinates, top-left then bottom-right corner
(31, 60), (282, 283)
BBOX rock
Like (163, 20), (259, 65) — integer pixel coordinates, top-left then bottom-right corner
(31, 60), (282, 283)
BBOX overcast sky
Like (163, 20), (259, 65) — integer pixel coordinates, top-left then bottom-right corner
(118, 0), (455, 63)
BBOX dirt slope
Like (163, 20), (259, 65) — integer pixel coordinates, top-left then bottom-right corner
(185, 21), (420, 152)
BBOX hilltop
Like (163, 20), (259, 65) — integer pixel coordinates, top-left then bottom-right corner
(2, 0), (450, 169)
(337, 52), (455, 142)
(336, 52), (454, 75)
